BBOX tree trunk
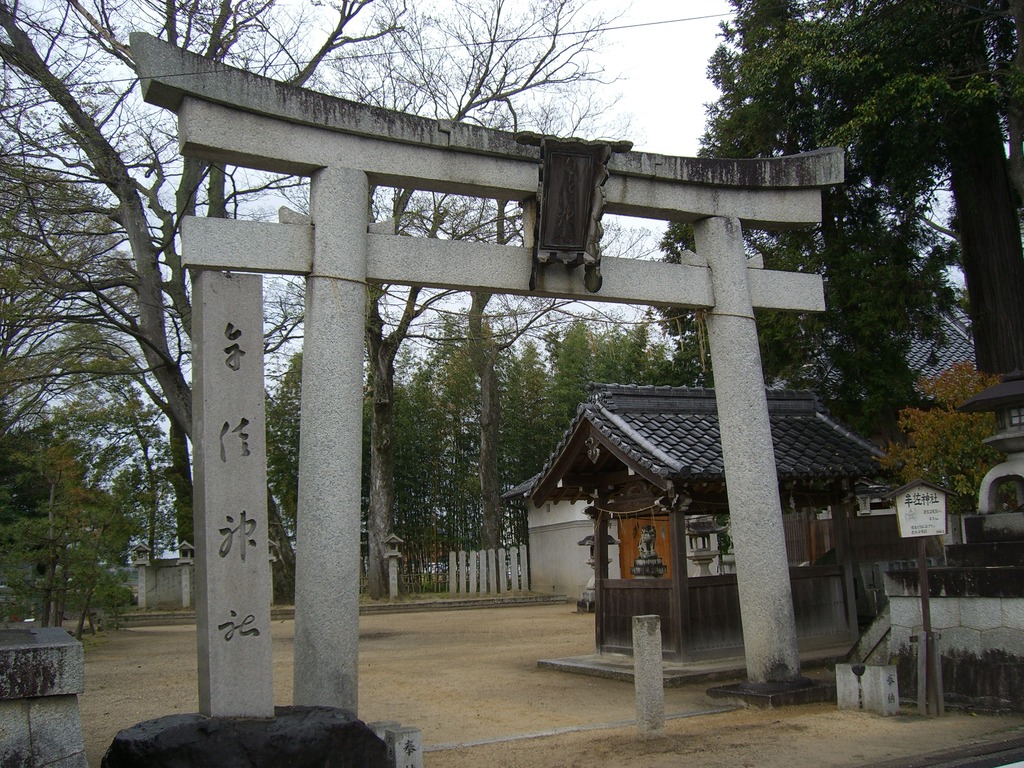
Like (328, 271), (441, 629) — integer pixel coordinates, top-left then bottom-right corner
(469, 292), (502, 551)
(1007, 0), (1024, 202)
(267, 491), (296, 604)
(366, 328), (397, 600)
(75, 587), (95, 640)
(42, 478), (57, 627)
(167, 421), (194, 542)
(947, 89), (1024, 375)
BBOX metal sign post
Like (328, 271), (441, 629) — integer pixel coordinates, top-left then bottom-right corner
(890, 479), (949, 717)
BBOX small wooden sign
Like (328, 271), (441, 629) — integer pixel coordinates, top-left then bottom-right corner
(890, 480), (948, 538)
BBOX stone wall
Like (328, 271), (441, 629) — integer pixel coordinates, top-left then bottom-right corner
(527, 501), (620, 598)
(138, 560), (194, 610)
(886, 568), (1024, 711)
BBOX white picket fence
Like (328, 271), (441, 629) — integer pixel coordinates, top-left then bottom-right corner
(448, 545), (529, 595)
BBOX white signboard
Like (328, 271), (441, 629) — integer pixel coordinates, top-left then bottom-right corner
(894, 483), (948, 538)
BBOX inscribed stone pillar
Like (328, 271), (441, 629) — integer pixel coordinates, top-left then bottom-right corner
(193, 271), (274, 717)
(695, 216), (801, 683)
(293, 167), (368, 711)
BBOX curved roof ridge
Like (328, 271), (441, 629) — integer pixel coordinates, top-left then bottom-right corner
(595, 404), (684, 474)
(813, 411), (885, 459)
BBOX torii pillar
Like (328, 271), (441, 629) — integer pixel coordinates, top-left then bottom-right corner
(291, 167), (369, 707)
(132, 32), (842, 710)
(698, 216), (800, 681)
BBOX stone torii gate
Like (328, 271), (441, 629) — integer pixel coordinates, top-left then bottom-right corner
(132, 33), (843, 716)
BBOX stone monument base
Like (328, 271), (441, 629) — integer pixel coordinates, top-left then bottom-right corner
(0, 627), (87, 768)
(706, 676), (836, 708)
(101, 705), (386, 767)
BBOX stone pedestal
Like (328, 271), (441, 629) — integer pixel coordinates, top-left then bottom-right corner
(706, 677), (836, 708)
(101, 706), (385, 767)
(0, 627), (87, 767)
(387, 553), (400, 601)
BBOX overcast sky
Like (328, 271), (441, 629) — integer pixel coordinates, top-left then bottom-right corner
(590, 2), (735, 157)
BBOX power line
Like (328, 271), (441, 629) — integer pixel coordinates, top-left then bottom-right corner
(0, 11), (733, 94)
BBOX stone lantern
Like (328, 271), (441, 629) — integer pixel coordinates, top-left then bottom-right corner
(132, 544), (151, 609)
(177, 541), (195, 610)
(177, 540), (195, 565)
(132, 543), (152, 567)
(686, 515), (726, 576)
(577, 532), (617, 613)
(383, 533), (404, 601)
(959, 371), (1024, 513)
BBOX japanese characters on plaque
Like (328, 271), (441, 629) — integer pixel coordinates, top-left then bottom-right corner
(893, 482), (948, 539)
(193, 270), (274, 718)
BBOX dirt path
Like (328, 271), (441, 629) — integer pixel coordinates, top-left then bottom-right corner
(79, 603), (1024, 767)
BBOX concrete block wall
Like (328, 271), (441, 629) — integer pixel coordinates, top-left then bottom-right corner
(138, 560), (195, 610)
(886, 571), (1024, 711)
(527, 502), (621, 598)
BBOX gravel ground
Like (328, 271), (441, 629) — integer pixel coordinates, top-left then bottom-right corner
(79, 602), (1024, 767)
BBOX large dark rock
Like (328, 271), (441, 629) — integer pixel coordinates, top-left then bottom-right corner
(101, 705), (387, 767)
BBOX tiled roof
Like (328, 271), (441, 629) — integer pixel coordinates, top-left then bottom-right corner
(906, 308), (974, 380)
(525, 384), (882, 502)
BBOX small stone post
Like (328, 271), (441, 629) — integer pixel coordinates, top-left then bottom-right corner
(384, 725), (423, 768)
(632, 615), (665, 734)
(178, 540), (195, 609)
(132, 543), (151, 610)
(836, 664), (900, 716)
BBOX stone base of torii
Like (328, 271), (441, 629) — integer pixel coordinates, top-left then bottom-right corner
(132, 32), (844, 719)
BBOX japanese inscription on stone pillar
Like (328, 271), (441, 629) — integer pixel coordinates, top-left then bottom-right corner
(193, 270), (274, 718)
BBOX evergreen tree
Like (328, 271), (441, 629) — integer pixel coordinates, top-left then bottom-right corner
(691, 0), (1024, 435)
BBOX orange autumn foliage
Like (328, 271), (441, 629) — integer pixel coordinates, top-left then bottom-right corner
(880, 362), (1002, 512)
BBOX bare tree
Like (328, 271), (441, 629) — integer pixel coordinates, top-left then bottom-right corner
(333, 0), (618, 596)
(0, 1), (401, 595)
